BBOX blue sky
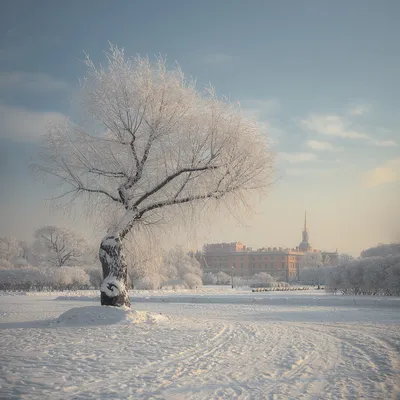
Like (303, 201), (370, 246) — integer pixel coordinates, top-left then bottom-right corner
(0, 0), (399, 255)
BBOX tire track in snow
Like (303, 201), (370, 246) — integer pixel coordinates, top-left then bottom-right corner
(64, 319), (236, 399)
(303, 324), (400, 399)
(145, 322), (250, 399)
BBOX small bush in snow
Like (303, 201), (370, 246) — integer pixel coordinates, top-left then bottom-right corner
(250, 272), (277, 288)
(86, 266), (103, 289)
(0, 259), (14, 270)
(215, 271), (231, 285)
(134, 275), (162, 290)
(183, 272), (202, 289)
(203, 272), (218, 285)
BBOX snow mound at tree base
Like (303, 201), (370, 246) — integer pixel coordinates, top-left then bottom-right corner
(51, 306), (169, 327)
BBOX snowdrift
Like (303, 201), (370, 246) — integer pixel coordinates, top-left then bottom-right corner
(50, 306), (169, 327)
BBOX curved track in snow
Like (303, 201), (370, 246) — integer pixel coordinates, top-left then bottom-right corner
(0, 295), (399, 399)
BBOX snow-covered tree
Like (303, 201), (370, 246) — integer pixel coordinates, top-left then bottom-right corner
(215, 271), (231, 285)
(252, 272), (276, 287)
(361, 243), (400, 258)
(32, 226), (88, 267)
(300, 251), (323, 269)
(325, 254), (400, 295)
(339, 253), (354, 264)
(0, 259), (14, 270)
(0, 266), (91, 291)
(322, 254), (331, 266)
(299, 265), (334, 286)
(163, 246), (203, 285)
(34, 45), (274, 307)
(203, 272), (218, 285)
(0, 236), (24, 263)
(123, 238), (164, 288)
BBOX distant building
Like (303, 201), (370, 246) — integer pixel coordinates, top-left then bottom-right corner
(321, 251), (339, 266)
(199, 211), (339, 282)
(298, 211), (312, 252)
(201, 243), (302, 282)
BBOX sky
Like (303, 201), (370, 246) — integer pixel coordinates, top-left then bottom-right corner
(0, 0), (399, 256)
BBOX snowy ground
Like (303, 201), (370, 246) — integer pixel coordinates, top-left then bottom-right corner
(0, 289), (399, 399)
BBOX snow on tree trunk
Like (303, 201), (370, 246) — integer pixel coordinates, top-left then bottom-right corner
(99, 235), (130, 307)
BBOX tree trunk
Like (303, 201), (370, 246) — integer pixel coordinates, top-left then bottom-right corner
(99, 235), (131, 307)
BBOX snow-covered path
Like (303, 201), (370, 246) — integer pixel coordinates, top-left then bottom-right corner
(0, 293), (399, 399)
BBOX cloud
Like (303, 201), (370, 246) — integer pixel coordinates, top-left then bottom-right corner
(285, 167), (338, 177)
(370, 139), (397, 147)
(301, 114), (397, 147)
(307, 140), (341, 152)
(0, 104), (67, 142)
(0, 72), (69, 93)
(241, 98), (280, 117)
(279, 152), (317, 163)
(349, 104), (369, 116)
(200, 52), (233, 66)
(363, 158), (400, 188)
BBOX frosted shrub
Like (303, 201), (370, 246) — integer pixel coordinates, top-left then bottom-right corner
(215, 271), (231, 285)
(134, 275), (161, 290)
(86, 267), (103, 289)
(250, 272), (277, 288)
(361, 243), (400, 258)
(0, 236), (24, 263)
(325, 253), (400, 296)
(183, 272), (202, 289)
(12, 258), (30, 268)
(0, 259), (14, 270)
(203, 272), (218, 285)
(54, 267), (90, 290)
(0, 266), (91, 291)
(385, 262), (400, 296)
(299, 266), (334, 286)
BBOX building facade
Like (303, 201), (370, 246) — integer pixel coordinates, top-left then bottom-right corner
(201, 243), (302, 282)
(199, 212), (339, 282)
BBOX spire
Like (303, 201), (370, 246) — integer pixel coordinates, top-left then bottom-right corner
(299, 210), (311, 252)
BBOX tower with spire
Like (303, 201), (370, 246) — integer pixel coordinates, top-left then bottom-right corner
(299, 211), (312, 252)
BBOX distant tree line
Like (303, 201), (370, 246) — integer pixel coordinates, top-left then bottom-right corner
(0, 230), (204, 291)
(325, 243), (400, 296)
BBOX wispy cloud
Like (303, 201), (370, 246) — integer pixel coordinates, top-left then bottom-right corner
(279, 152), (316, 163)
(285, 167), (339, 177)
(0, 104), (66, 142)
(0, 72), (69, 93)
(241, 98), (280, 117)
(301, 114), (397, 147)
(349, 104), (369, 116)
(200, 52), (233, 66)
(307, 140), (341, 152)
(363, 158), (400, 188)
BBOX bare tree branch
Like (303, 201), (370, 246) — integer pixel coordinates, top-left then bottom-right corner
(132, 165), (219, 208)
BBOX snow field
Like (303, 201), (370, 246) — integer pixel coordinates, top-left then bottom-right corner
(0, 292), (399, 399)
